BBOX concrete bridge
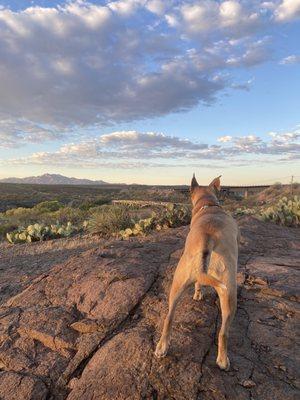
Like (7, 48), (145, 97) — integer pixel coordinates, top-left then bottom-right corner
(174, 184), (274, 198)
(220, 185), (271, 198)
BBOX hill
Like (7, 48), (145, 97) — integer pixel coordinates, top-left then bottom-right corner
(0, 173), (108, 185)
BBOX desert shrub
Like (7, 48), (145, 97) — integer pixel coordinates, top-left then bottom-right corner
(158, 203), (191, 228)
(257, 183), (300, 204)
(48, 207), (88, 225)
(6, 221), (79, 244)
(0, 202), (88, 237)
(3, 202), (63, 227)
(259, 196), (300, 227)
(5, 207), (32, 217)
(79, 196), (112, 211)
(119, 203), (191, 239)
(34, 200), (63, 213)
(231, 196), (300, 227)
(87, 205), (133, 236)
(3, 207), (40, 229)
(272, 182), (283, 189)
(0, 221), (18, 237)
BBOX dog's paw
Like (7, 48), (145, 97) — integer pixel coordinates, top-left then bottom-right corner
(193, 291), (203, 301)
(154, 340), (169, 358)
(216, 356), (230, 371)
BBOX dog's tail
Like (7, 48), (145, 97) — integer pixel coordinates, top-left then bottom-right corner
(197, 237), (226, 290)
(199, 235), (214, 274)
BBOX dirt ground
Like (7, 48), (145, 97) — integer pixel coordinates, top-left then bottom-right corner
(0, 216), (299, 399)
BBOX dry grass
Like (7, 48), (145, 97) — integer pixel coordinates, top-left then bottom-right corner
(87, 205), (133, 235)
(256, 183), (300, 203)
(223, 183), (300, 212)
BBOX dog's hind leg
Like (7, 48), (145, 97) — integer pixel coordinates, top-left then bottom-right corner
(155, 257), (191, 358)
(193, 281), (203, 301)
(216, 287), (237, 371)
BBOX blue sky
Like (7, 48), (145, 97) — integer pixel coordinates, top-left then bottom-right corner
(0, 0), (299, 184)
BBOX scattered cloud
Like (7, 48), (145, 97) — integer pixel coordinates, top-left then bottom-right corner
(230, 80), (253, 91)
(226, 37), (272, 67)
(280, 54), (300, 65)
(0, 119), (67, 148)
(3, 128), (299, 169)
(218, 135), (232, 143)
(98, 131), (207, 150)
(269, 130), (300, 141)
(170, 0), (263, 38)
(232, 135), (262, 149)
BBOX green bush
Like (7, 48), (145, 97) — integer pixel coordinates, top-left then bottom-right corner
(87, 205), (133, 236)
(5, 207), (31, 217)
(79, 197), (111, 211)
(50, 207), (88, 225)
(2, 207), (39, 231)
(34, 200), (63, 213)
(0, 203), (87, 238)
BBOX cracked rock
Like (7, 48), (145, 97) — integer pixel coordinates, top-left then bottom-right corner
(0, 218), (298, 399)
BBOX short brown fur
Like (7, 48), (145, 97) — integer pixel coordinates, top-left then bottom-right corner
(155, 175), (239, 370)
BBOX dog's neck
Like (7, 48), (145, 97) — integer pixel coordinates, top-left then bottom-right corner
(192, 195), (220, 217)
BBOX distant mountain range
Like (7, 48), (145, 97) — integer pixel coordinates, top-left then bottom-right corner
(0, 173), (109, 185)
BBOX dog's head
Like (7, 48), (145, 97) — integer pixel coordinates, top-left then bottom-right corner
(190, 174), (221, 208)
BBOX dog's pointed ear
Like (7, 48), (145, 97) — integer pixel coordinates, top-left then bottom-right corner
(191, 173), (199, 193)
(209, 175), (221, 191)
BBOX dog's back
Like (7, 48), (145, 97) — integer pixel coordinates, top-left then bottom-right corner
(183, 207), (238, 285)
(155, 175), (239, 371)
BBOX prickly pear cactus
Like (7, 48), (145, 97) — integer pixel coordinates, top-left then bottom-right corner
(234, 208), (257, 217)
(6, 221), (78, 244)
(118, 203), (191, 239)
(259, 196), (300, 226)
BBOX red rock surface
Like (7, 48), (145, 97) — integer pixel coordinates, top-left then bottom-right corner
(0, 217), (299, 399)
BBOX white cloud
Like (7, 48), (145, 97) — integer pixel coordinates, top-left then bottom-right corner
(230, 135), (263, 153)
(0, 0), (230, 135)
(171, 1), (262, 38)
(165, 13), (178, 27)
(0, 0), (297, 148)
(107, 0), (142, 16)
(279, 54), (300, 65)
(218, 135), (232, 142)
(0, 119), (67, 148)
(269, 130), (300, 141)
(274, 0), (300, 21)
(230, 79), (253, 91)
(99, 131), (207, 150)
(261, 2), (277, 11)
(146, 0), (168, 15)
(3, 128), (299, 168)
(226, 38), (271, 67)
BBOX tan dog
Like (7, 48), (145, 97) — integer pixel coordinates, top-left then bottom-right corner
(155, 175), (238, 370)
